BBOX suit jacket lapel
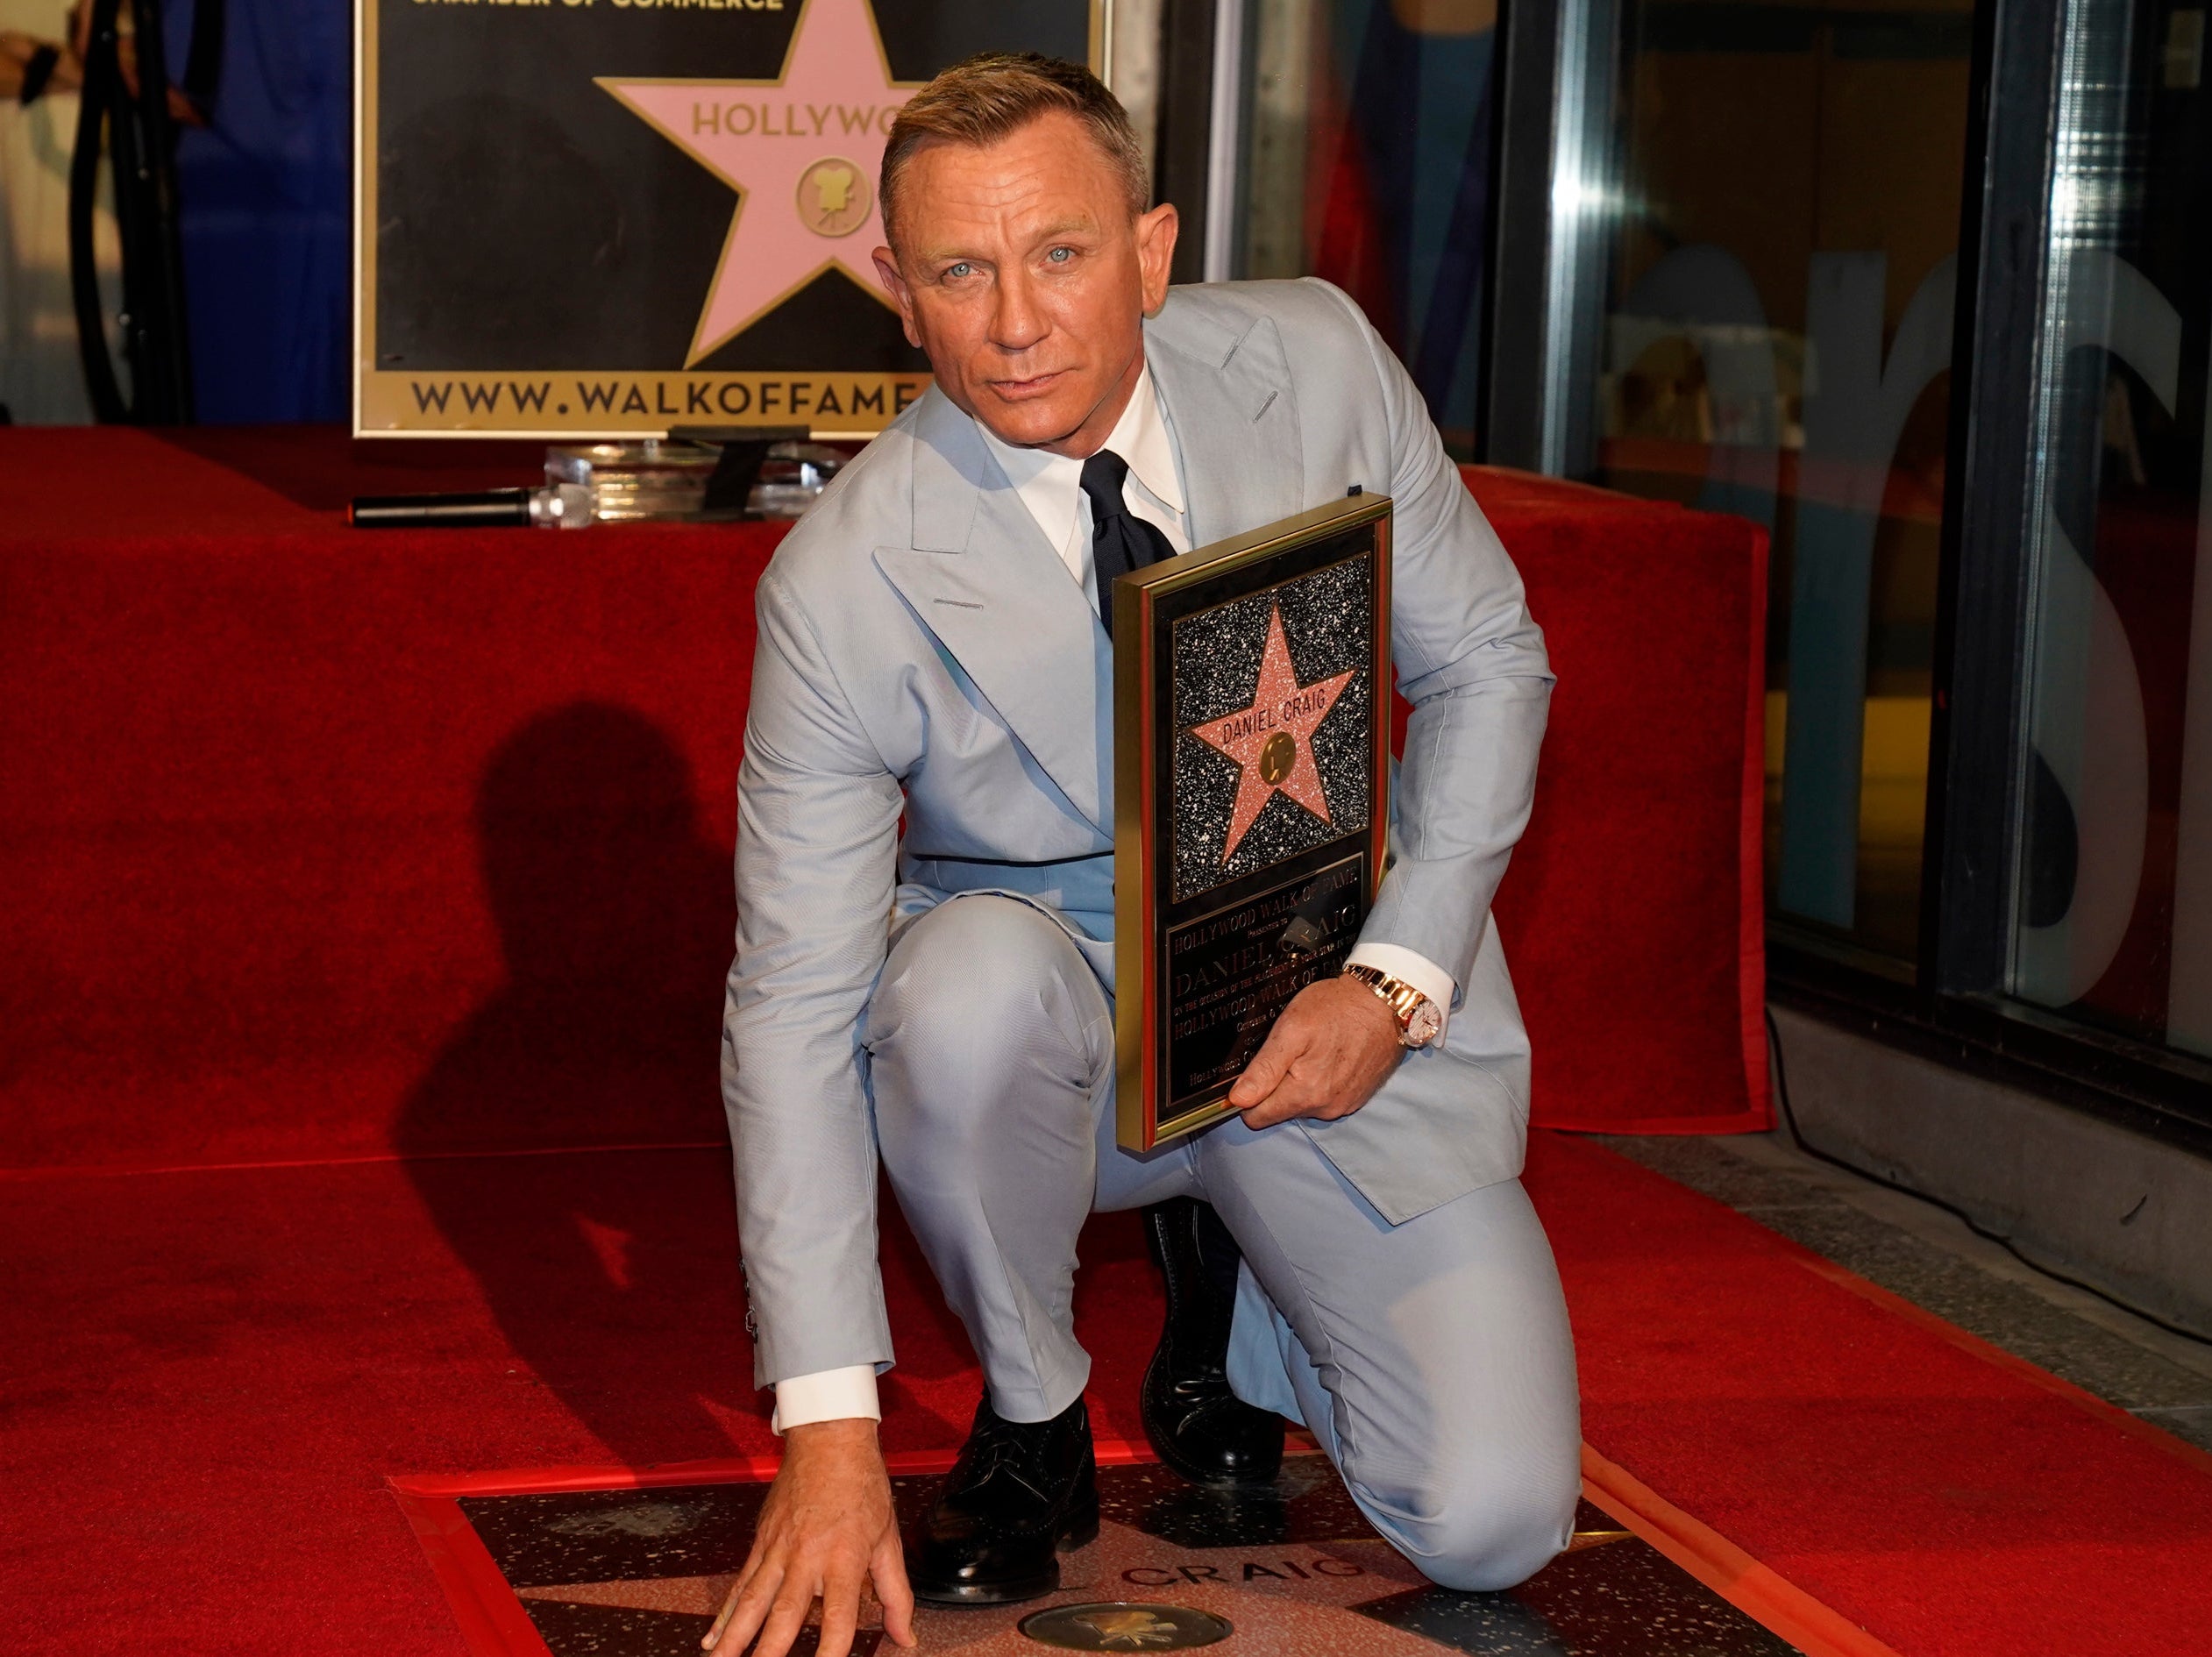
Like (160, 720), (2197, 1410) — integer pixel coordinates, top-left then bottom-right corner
(1144, 302), (1304, 547)
(871, 307), (1302, 838)
(875, 389), (1113, 833)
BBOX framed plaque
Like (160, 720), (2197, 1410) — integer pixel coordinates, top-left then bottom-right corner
(1113, 494), (1393, 1151)
(354, 0), (1103, 439)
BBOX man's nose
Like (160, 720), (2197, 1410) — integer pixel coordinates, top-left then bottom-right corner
(988, 268), (1049, 354)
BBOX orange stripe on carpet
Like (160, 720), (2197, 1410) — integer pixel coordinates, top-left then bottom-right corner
(1581, 1445), (1902, 1657)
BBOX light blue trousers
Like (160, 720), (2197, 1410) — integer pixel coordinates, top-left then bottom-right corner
(865, 894), (1583, 1591)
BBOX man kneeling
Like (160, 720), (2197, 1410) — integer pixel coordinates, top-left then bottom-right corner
(710, 53), (1581, 1657)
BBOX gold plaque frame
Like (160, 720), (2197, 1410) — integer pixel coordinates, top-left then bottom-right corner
(1113, 494), (1394, 1151)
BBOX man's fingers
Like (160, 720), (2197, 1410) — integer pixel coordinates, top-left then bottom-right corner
(1235, 976), (1412, 1127)
(1240, 1021), (1325, 1124)
(872, 1522), (918, 1647)
(704, 1582), (739, 1652)
(707, 1562), (779, 1655)
(814, 1561), (866, 1657)
(1230, 1020), (1307, 1108)
(1240, 1070), (1321, 1128)
(709, 1539), (773, 1646)
(749, 1575), (821, 1657)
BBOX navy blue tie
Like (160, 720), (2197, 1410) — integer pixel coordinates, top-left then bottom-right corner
(1081, 449), (1173, 638)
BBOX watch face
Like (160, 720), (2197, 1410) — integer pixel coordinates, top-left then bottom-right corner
(1405, 1000), (1444, 1047)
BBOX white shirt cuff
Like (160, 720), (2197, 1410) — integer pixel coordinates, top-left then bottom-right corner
(1345, 942), (1455, 1042)
(771, 1365), (882, 1434)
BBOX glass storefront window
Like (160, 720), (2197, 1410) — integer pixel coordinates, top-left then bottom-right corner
(1465, 0), (2212, 1104)
(1236, 0), (1499, 453)
(1570, 0), (1975, 965)
(2008, 0), (2212, 1057)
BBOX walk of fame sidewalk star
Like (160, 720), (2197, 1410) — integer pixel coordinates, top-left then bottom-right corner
(1188, 605), (1357, 863)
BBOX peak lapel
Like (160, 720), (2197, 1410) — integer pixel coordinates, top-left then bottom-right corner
(874, 391), (1112, 834)
(1145, 305), (1304, 547)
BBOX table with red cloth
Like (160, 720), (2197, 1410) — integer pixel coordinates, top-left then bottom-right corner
(0, 425), (1767, 1175)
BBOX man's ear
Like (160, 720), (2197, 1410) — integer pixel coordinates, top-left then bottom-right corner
(871, 246), (923, 349)
(1135, 203), (1179, 316)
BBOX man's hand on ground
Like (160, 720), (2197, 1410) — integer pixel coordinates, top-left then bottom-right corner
(1229, 976), (1404, 1129)
(705, 1418), (916, 1657)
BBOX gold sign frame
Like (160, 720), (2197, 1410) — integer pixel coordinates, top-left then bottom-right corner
(1113, 494), (1395, 1150)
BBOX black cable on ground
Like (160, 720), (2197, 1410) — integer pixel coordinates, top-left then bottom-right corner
(1762, 1004), (2212, 1349)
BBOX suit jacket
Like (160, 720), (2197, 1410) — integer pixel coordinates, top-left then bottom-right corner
(722, 278), (1554, 1386)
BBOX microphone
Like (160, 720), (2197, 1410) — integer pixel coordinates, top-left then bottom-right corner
(348, 483), (594, 530)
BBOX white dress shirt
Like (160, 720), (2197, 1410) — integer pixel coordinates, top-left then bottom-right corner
(976, 360), (1190, 603)
(771, 361), (1456, 1433)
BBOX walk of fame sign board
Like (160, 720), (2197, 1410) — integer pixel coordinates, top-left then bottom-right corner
(1113, 494), (1394, 1152)
(390, 1451), (1810, 1655)
(354, 0), (1102, 437)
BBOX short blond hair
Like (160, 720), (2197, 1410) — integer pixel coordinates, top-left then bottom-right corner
(880, 53), (1150, 253)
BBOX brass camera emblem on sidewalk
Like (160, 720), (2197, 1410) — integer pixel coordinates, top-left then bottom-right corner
(1019, 1601), (1234, 1650)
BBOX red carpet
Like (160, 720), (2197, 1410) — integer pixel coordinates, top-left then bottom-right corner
(6, 1134), (2211, 1656)
(0, 426), (1767, 1157)
(1529, 1135), (2212, 1656)
(0, 426), (1931, 1651)
(0, 1149), (1157, 1655)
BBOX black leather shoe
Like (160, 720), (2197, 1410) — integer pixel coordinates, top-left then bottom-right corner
(905, 1392), (1099, 1604)
(1141, 1198), (1285, 1488)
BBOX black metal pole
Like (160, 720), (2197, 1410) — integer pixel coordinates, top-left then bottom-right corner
(124, 0), (194, 422)
(66, 0), (196, 424)
(68, 0), (128, 423)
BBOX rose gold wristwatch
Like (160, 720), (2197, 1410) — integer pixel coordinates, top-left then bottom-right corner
(1341, 964), (1444, 1049)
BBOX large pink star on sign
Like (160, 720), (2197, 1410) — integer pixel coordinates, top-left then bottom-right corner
(1188, 606), (1357, 864)
(598, 0), (918, 366)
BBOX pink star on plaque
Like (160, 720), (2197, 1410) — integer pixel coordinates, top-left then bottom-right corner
(598, 0), (917, 366)
(1189, 606), (1356, 864)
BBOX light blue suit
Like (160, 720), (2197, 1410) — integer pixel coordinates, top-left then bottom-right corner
(723, 279), (1581, 1589)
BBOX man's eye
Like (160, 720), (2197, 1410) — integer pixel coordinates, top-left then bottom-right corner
(1046, 246), (1074, 264)
(943, 262), (972, 281)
